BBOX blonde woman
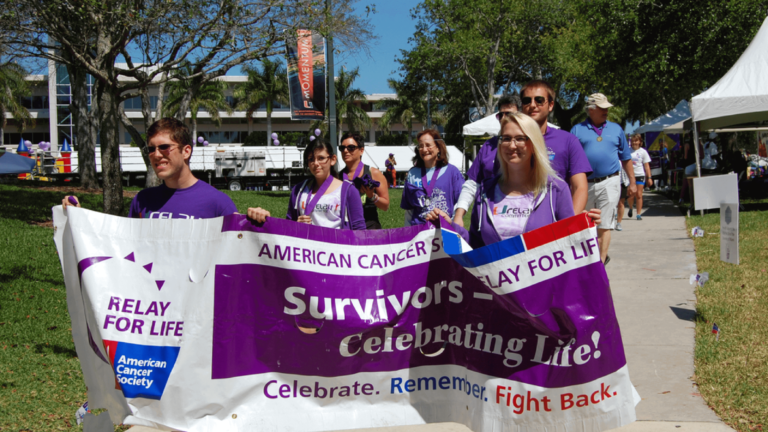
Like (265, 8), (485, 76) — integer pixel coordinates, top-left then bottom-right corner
(428, 112), (600, 248)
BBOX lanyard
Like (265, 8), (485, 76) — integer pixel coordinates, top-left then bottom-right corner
(343, 162), (364, 181)
(304, 174), (334, 215)
(421, 166), (441, 197)
(589, 120), (605, 137)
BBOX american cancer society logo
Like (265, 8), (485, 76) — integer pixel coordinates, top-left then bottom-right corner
(103, 339), (180, 400)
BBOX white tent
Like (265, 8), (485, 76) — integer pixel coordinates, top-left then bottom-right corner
(462, 112), (559, 136)
(663, 118), (689, 134)
(635, 100), (690, 134)
(691, 17), (768, 130)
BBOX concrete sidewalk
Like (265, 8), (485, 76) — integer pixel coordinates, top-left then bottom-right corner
(131, 193), (732, 432)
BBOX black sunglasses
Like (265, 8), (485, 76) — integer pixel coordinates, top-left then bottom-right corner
(339, 145), (360, 152)
(522, 96), (548, 106)
(143, 144), (175, 155)
(495, 111), (514, 121)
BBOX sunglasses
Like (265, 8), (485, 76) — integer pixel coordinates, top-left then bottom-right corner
(143, 144), (176, 155)
(495, 111), (515, 121)
(339, 145), (360, 152)
(521, 96), (548, 107)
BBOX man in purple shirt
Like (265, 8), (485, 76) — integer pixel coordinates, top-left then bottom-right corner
(519, 80), (591, 213)
(63, 118), (236, 219)
(453, 93), (520, 226)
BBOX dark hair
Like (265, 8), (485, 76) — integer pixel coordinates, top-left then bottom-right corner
(520, 80), (556, 102)
(340, 132), (365, 148)
(147, 118), (192, 150)
(498, 93), (521, 110)
(303, 138), (338, 177)
(413, 129), (449, 168)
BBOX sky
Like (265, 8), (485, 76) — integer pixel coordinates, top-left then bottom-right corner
(336, 0), (420, 94)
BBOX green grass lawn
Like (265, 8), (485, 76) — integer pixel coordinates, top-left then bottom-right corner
(0, 183), (470, 430)
(686, 199), (768, 432)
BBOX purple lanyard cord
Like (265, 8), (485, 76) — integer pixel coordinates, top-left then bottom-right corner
(304, 174), (334, 215)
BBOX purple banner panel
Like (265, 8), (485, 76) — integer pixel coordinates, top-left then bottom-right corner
(212, 253), (625, 389)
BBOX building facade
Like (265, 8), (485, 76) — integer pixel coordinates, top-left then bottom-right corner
(3, 64), (423, 149)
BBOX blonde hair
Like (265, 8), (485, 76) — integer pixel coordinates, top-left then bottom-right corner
(497, 112), (557, 195)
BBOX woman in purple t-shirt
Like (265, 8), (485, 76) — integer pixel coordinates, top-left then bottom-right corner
(401, 129), (464, 226)
(247, 139), (365, 230)
(428, 113), (600, 248)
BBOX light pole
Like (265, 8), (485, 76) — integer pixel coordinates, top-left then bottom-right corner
(327, 0), (337, 156)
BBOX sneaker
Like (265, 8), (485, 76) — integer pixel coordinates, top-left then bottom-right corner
(637, 215), (642, 220)
(628, 208), (633, 217)
(615, 223), (623, 231)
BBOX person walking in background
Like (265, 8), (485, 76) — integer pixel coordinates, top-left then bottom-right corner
(247, 139), (365, 230)
(427, 112), (600, 247)
(453, 93), (521, 226)
(384, 153), (397, 187)
(570, 93), (635, 265)
(626, 134), (652, 220)
(401, 129), (464, 226)
(338, 132), (389, 229)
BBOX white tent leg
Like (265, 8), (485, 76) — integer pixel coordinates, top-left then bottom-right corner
(692, 121), (703, 216)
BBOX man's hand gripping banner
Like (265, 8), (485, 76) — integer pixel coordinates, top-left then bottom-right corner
(53, 206), (637, 431)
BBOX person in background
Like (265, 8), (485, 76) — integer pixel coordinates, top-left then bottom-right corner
(659, 139), (669, 189)
(384, 153), (397, 187)
(570, 93), (635, 266)
(427, 112), (600, 247)
(625, 134), (652, 220)
(453, 93), (521, 226)
(401, 129), (464, 226)
(247, 139), (365, 230)
(337, 132), (389, 229)
(62, 118), (236, 218)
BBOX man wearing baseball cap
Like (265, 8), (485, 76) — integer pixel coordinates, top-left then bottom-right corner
(571, 93), (635, 265)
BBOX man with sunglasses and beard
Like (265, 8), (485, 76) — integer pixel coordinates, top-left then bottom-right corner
(63, 118), (236, 219)
(519, 80), (592, 214)
(453, 93), (521, 227)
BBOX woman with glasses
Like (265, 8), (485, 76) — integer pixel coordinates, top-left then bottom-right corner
(337, 132), (390, 229)
(401, 129), (464, 226)
(428, 113), (600, 247)
(247, 139), (365, 230)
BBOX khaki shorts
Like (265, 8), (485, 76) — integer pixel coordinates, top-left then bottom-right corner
(587, 175), (621, 230)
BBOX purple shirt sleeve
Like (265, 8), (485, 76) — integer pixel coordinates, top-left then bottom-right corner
(451, 165), (465, 204)
(128, 195), (140, 218)
(285, 182), (303, 221)
(566, 134), (593, 179)
(344, 183), (367, 230)
(467, 137), (496, 183)
(553, 179), (576, 221)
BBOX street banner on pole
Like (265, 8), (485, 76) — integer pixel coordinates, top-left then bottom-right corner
(286, 30), (326, 121)
(720, 203), (739, 265)
(53, 208), (638, 431)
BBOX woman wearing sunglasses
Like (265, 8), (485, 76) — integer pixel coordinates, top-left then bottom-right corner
(401, 129), (464, 226)
(247, 139), (365, 230)
(337, 132), (390, 229)
(428, 113), (600, 247)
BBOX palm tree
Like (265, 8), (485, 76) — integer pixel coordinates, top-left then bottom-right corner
(234, 59), (289, 144)
(333, 67), (371, 140)
(164, 66), (233, 141)
(378, 79), (444, 145)
(0, 62), (34, 146)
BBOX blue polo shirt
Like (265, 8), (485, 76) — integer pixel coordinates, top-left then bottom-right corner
(570, 120), (631, 179)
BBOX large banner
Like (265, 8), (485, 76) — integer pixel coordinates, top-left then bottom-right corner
(53, 207), (638, 431)
(286, 29), (326, 121)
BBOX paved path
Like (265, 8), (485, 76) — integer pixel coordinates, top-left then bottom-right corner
(131, 193), (732, 432)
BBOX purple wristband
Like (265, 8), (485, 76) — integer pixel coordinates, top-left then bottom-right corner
(68, 196), (78, 205)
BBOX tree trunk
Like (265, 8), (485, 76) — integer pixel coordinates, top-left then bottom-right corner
(95, 79), (124, 215)
(266, 112), (272, 145)
(192, 117), (197, 144)
(67, 63), (99, 189)
(137, 85), (161, 187)
(0, 111), (5, 146)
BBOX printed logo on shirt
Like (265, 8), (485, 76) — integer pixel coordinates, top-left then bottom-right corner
(547, 146), (556, 161)
(417, 189), (449, 219)
(142, 212), (196, 219)
(493, 205), (532, 218)
(300, 201), (340, 214)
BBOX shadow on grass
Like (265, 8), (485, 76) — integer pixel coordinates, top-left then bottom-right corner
(33, 343), (78, 358)
(248, 191), (292, 198)
(0, 185), (132, 222)
(0, 264), (65, 285)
